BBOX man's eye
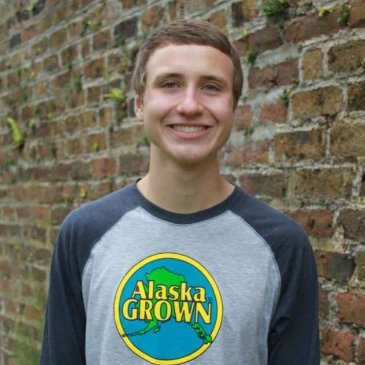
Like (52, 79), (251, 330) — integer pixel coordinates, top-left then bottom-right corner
(162, 82), (178, 88)
(203, 84), (219, 91)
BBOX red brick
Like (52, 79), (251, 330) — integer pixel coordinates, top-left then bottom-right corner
(84, 58), (104, 79)
(24, 304), (42, 321)
(79, 110), (98, 129)
(50, 28), (68, 49)
(284, 10), (341, 43)
(81, 38), (90, 58)
(291, 86), (343, 120)
(348, 81), (365, 112)
(286, 209), (334, 238)
(92, 158), (117, 178)
(67, 137), (83, 156)
(315, 250), (355, 282)
(43, 54), (59, 72)
(249, 59), (298, 90)
(53, 71), (71, 89)
(337, 292), (365, 326)
(177, 0), (215, 15)
(247, 24), (282, 55)
(87, 85), (102, 104)
(70, 90), (86, 111)
(69, 161), (92, 181)
(349, 0), (365, 28)
(228, 141), (270, 165)
(259, 99), (287, 124)
(61, 44), (78, 67)
(113, 17), (138, 40)
(141, 5), (166, 30)
(319, 289), (330, 319)
(321, 329), (355, 362)
(122, 0), (147, 9)
(99, 106), (113, 127)
(110, 125), (145, 149)
(239, 172), (286, 198)
(328, 40), (365, 74)
(82, 132), (107, 153)
(234, 106), (252, 129)
(51, 206), (70, 225)
(292, 168), (354, 201)
(231, 0), (259, 25)
(93, 29), (112, 51)
(302, 48), (323, 80)
(274, 129), (326, 162)
(338, 209), (365, 240)
(330, 122), (365, 159)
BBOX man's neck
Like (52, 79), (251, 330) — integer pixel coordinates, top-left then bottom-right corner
(137, 158), (234, 214)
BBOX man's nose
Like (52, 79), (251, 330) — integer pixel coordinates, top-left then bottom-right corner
(176, 88), (204, 115)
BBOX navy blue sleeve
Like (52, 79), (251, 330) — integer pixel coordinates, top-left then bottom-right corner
(231, 190), (320, 365)
(40, 186), (136, 365)
(40, 210), (87, 365)
(268, 226), (320, 365)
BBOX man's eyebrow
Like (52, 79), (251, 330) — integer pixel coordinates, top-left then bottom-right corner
(151, 72), (230, 86)
(152, 72), (183, 82)
(200, 75), (230, 86)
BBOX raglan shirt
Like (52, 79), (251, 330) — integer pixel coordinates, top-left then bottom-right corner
(40, 183), (320, 365)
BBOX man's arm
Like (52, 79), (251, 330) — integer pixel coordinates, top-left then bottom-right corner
(268, 232), (320, 364)
(40, 221), (86, 364)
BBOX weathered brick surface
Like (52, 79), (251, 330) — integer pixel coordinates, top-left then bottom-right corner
(286, 209), (334, 238)
(338, 209), (365, 240)
(328, 40), (365, 74)
(239, 172), (287, 199)
(1, 1), (365, 364)
(321, 329), (355, 362)
(302, 48), (323, 80)
(249, 59), (298, 90)
(291, 86), (343, 120)
(315, 250), (355, 282)
(348, 80), (365, 112)
(274, 128), (326, 162)
(337, 293), (365, 326)
(284, 10), (341, 43)
(292, 168), (354, 202)
(330, 122), (365, 159)
(349, 0), (365, 28)
(259, 99), (287, 124)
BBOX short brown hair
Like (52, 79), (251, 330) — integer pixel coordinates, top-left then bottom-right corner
(131, 20), (243, 108)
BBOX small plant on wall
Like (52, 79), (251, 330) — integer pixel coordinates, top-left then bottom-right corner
(6, 117), (25, 150)
(263, 0), (289, 19)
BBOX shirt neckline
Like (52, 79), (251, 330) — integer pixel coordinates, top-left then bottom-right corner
(130, 181), (244, 224)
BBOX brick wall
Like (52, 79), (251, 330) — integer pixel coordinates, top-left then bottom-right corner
(0, 0), (364, 364)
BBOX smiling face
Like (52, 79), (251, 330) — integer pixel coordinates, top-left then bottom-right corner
(135, 44), (236, 168)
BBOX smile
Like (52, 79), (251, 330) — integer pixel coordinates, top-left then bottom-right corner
(169, 125), (208, 133)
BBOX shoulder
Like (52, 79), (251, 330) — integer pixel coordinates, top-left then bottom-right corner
(55, 183), (139, 267)
(61, 183), (137, 233)
(230, 186), (311, 257)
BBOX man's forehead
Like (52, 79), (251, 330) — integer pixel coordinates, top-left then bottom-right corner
(144, 44), (234, 80)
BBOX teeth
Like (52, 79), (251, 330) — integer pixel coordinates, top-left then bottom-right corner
(172, 125), (206, 133)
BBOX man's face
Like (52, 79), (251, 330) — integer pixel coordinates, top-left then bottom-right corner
(135, 44), (235, 168)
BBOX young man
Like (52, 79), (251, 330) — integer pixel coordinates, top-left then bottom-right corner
(40, 20), (320, 365)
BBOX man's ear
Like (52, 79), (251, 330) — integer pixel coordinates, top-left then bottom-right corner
(134, 95), (144, 121)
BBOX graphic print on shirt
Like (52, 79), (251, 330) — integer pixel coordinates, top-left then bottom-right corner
(114, 252), (223, 364)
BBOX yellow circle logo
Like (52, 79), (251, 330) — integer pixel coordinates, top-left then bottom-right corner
(114, 253), (223, 364)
